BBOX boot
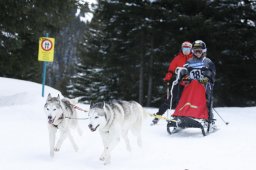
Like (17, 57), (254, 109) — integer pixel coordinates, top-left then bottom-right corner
(151, 112), (162, 125)
(152, 117), (159, 125)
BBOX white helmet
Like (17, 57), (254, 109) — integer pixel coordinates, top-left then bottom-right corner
(181, 41), (192, 48)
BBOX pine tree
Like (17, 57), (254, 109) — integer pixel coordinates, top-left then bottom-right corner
(206, 0), (256, 106)
(70, 0), (256, 107)
(0, 0), (82, 83)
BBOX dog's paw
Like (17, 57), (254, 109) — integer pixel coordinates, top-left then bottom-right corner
(104, 161), (110, 165)
(54, 147), (60, 152)
(99, 155), (105, 161)
(100, 152), (108, 161)
(101, 154), (111, 165)
(104, 158), (111, 165)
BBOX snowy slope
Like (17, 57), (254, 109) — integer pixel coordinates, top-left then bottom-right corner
(0, 77), (255, 170)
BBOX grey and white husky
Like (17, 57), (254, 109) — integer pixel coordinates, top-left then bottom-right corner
(44, 93), (82, 157)
(88, 100), (146, 165)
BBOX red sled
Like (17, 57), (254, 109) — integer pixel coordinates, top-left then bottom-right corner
(167, 80), (213, 136)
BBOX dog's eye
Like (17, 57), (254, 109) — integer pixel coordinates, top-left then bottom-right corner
(53, 108), (56, 111)
(47, 108), (49, 111)
(95, 116), (99, 119)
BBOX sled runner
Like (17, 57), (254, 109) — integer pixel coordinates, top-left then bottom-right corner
(166, 67), (215, 136)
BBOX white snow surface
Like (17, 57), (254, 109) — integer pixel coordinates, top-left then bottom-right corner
(0, 77), (255, 170)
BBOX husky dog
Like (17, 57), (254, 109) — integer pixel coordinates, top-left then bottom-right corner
(44, 93), (81, 157)
(88, 100), (146, 165)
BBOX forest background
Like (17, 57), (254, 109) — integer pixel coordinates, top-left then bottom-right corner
(1, 0), (255, 107)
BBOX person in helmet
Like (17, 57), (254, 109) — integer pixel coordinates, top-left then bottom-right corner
(185, 40), (216, 122)
(152, 41), (193, 125)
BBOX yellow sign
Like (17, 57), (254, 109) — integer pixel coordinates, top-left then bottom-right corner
(38, 37), (55, 62)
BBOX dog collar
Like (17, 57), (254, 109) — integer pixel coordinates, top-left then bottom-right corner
(52, 124), (58, 129)
(51, 113), (64, 129)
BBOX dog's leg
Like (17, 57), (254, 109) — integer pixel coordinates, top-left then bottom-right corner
(48, 125), (57, 157)
(99, 130), (120, 165)
(136, 133), (142, 147)
(76, 124), (83, 136)
(99, 131), (109, 161)
(122, 130), (131, 152)
(131, 124), (142, 147)
(54, 130), (68, 152)
(68, 131), (78, 152)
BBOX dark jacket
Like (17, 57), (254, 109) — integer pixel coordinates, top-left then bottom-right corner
(185, 56), (216, 83)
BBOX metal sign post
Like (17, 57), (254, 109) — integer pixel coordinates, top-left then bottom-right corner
(42, 61), (47, 97)
(38, 33), (55, 97)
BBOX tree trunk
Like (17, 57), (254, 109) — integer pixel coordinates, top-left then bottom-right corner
(146, 54), (153, 106)
(139, 32), (145, 104)
(139, 52), (144, 105)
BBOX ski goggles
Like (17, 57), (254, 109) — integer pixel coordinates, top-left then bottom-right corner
(192, 48), (203, 54)
(182, 47), (191, 53)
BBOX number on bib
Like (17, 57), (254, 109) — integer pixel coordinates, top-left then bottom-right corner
(189, 69), (203, 80)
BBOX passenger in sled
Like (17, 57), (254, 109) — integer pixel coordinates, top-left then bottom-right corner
(168, 40), (216, 136)
(152, 41), (193, 125)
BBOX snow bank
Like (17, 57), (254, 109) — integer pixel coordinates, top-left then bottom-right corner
(0, 77), (256, 170)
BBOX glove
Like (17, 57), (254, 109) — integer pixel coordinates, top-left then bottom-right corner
(181, 75), (190, 85)
(202, 69), (213, 80)
(164, 72), (172, 82)
(179, 69), (188, 78)
(181, 75), (189, 81)
(200, 77), (209, 84)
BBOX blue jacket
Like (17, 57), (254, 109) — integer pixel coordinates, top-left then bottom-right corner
(184, 56), (216, 83)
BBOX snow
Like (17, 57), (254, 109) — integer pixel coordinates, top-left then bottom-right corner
(77, 0), (98, 23)
(0, 77), (256, 170)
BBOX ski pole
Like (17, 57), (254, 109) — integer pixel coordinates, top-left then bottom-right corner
(213, 108), (229, 125)
(166, 82), (170, 99)
(166, 82), (171, 120)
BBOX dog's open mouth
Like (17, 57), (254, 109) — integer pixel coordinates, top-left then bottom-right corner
(48, 114), (64, 125)
(48, 118), (55, 124)
(88, 124), (99, 132)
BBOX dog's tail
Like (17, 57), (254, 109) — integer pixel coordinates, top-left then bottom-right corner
(135, 102), (148, 120)
(69, 96), (83, 105)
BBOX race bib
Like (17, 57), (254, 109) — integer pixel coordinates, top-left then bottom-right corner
(189, 69), (203, 80)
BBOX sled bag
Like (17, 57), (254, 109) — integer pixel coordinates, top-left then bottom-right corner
(172, 80), (208, 120)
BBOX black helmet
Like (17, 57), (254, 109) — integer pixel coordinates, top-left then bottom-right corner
(192, 40), (207, 53)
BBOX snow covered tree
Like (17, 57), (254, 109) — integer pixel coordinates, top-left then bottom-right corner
(73, 0), (170, 105)
(205, 0), (256, 106)
(0, 0), (84, 83)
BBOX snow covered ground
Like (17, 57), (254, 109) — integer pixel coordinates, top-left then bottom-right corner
(0, 77), (255, 170)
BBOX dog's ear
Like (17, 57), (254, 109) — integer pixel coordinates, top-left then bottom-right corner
(47, 93), (52, 100)
(57, 94), (61, 104)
